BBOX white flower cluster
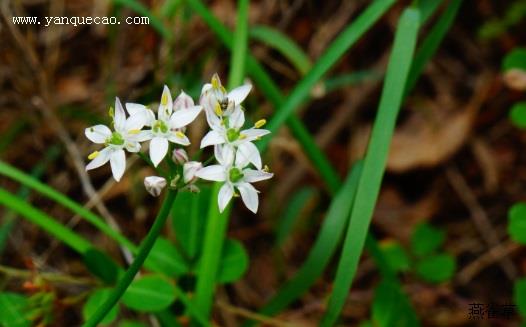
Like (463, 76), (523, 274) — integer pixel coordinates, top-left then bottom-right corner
(85, 74), (273, 213)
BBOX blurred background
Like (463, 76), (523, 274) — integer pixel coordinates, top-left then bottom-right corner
(1, 0), (526, 326)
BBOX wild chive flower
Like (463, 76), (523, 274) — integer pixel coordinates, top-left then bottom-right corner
(134, 86), (202, 167)
(200, 73), (251, 125)
(172, 148), (189, 165)
(196, 145), (273, 213)
(144, 176), (167, 197)
(200, 106), (269, 169)
(183, 161), (202, 184)
(85, 98), (146, 181)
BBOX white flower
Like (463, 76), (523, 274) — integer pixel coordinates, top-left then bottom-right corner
(200, 73), (251, 125)
(195, 145), (273, 213)
(130, 86), (202, 167)
(183, 161), (202, 184)
(85, 98), (146, 182)
(200, 106), (269, 169)
(144, 176), (167, 197)
(172, 148), (189, 165)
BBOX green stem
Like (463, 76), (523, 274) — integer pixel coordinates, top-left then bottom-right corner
(83, 190), (178, 327)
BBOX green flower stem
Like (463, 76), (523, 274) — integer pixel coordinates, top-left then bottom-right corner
(83, 190), (178, 327)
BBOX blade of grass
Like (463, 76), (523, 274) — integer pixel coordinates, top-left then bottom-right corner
(112, 0), (171, 39)
(259, 0), (397, 152)
(257, 161), (363, 317)
(0, 161), (136, 251)
(0, 146), (60, 255)
(0, 188), (92, 254)
(193, 0), (250, 320)
(404, 0), (462, 97)
(319, 8), (420, 326)
(249, 25), (312, 75)
(275, 187), (317, 246)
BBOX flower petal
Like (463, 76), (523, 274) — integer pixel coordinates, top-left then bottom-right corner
(170, 106), (202, 129)
(237, 182), (259, 213)
(167, 132), (190, 146)
(229, 106), (245, 129)
(236, 141), (261, 169)
(86, 147), (112, 171)
(85, 125), (111, 144)
(214, 144), (234, 166)
(125, 113), (146, 132)
(114, 97), (126, 132)
(243, 169), (273, 183)
(240, 128), (270, 142)
(125, 103), (147, 116)
(125, 141), (141, 153)
(200, 130), (225, 148)
(131, 130), (153, 142)
(228, 84), (251, 105)
(195, 165), (227, 182)
(174, 90), (195, 111)
(158, 85), (173, 121)
(204, 106), (222, 129)
(150, 137), (169, 167)
(218, 183), (234, 213)
(110, 149), (126, 182)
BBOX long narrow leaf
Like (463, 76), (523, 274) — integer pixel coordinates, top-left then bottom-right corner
(320, 8), (421, 326)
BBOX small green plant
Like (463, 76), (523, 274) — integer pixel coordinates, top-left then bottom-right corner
(508, 203), (526, 325)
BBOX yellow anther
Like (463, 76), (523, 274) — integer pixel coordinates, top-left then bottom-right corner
(214, 103), (223, 116)
(239, 134), (247, 140)
(233, 192), (240, 198)
(176, 131), (186, 138)
(88, 151), (100, 160)
(211, 73), (221, 89)
(263, 165), (270, 172)
(128, 129), (141, 134)
(254, 119), (266, 128)
(161, 92), (169, 106)
(255, 136), (261, 141)
(108, 106), (114, 118)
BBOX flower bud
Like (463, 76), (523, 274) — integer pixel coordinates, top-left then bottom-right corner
(144, 176), (166, 197)
(183, 161), (203, 184)
(172, 148), (189, 165)
(174, 90), (195, 110)
(186, 184), (200, 193)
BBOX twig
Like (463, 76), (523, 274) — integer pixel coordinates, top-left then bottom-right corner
(446, 165), (517, 280)
(0, 264), (97, 286)
(216, 300), (300, 327)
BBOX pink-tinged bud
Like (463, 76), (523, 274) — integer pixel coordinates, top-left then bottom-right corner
(172, 148), (189, 165)
(174, 90), (194, 110)
(144, 176), (167, 197)
(183, 161), (202, 184)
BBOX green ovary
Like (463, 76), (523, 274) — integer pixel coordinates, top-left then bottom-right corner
(153, 120), (169, 134)
(229, 168), (244, 183)
(226, 128), (240, 142)
(108, 132), (125, 146)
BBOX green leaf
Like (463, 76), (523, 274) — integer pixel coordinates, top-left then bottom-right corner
(82, 289), (119, 325)
(372, 279), (419, 327)
(320, 8), (421, 326)
(509, 103), (526, 129)
(410, 223), (446, 257)
(508, 202), (526, 244)
(144, 237), (188, 277)
(250, 25), (312, 75)
(415, 254), (456, 283)
(503, 48), (526, 71)
(122, 275), (177, 312)
(275, 187), (317, 245)
(171, 187), (211, 260)
(515, 278), (526, 317)
(0, 293), (30, 327)
(380, 241), (411, 272)
(118, 320), (147, 327)
(217, 239), (249, 283)
(83, 249), (122, 284)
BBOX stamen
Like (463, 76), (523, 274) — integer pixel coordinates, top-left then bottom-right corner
(214, 103), (223, 116)
(128, 129), (141, 134)
(254, 119), (266, 128)
(88, 151), (100, 160)
(238, 134), (247, 140)
(176, 131), (186, 138)
(161, 92), (168, 106)
(263, 165), (270, 172)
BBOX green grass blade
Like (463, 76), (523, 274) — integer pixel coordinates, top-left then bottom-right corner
(260, 0), (396, 151)
(0, 161), (137, 251)
(417, 0), (443, 23)
(275, 187), (317, 246)
(112, 0), (171, 39)
(0, 146), (60, 254)
(0, 188), (92, 254)
(257, 161), (363, 317)
(319, 8), (420, 326)
(323, 70), (383, 94)
(249, 26), (312, 75)
(193, 0), (250, 320)
(404, 0), (462, 96)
